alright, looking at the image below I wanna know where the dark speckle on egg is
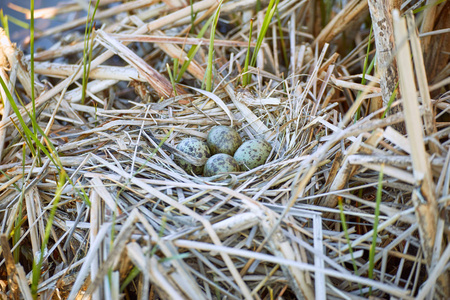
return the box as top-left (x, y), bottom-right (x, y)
top-left (203, 153), bottom-right (240, 176)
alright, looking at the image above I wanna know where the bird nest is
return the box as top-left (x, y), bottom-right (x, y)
top-left (0, 0), bottom-right (449, 299)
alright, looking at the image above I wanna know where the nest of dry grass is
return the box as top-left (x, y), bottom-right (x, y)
top-left (0, 0), bottom-right (449, 299)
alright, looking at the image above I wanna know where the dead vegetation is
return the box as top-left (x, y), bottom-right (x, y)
top-left (0, 0), bottom-right (449, 299)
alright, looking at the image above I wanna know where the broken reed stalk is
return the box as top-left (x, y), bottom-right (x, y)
top-left (393, 8), bottom-right (437, 264)
top-left (367, 0), bottom-right (401, 120)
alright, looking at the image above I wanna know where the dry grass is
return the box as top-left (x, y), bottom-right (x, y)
top-left (0, 0), bottom-right (449, 299)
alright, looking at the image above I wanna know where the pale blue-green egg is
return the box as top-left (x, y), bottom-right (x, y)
top-left (234, 139), bottom-right (272, 170)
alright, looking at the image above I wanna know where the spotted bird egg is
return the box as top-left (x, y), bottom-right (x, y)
top-left (203, 153), bottom-right (240, 176)
top-left (207, 126), bottom-right (242, 155)
top-left (233, 139), bottom-right (272, 170)
top-left (175, 138), bottom-right (211, 175)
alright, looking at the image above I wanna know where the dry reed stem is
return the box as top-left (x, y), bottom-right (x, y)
top-left (393, 9), bottom-right (437, 262)
top-left (314, 0), bottom-right (368, 48)
top-left (405, 11), bottom-right (440, 155)
top-left (419, 0), bottom-right (450, 81)
top-left (96, 30), bottom-right (185, 98)
top-left (368, 0), bottom-right (401, 128)
top-left (113, 33), bottom-right (257, 47)
top-left (0, 28), bottom-right (16, 160)
top-left (34, 62), bottom-right (145, 82)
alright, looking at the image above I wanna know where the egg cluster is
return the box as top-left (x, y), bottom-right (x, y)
top-left (175, 126), bottom-right (272, 176)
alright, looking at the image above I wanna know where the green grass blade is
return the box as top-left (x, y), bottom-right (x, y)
top-left (205, 0), bottom-right (223, 92)
top-left (366, 53), bottom-right (376, 76)
top-left (0, 77), bottom-right (57, 169)
top-left (166, 63), bottom-right (178, 96)
top-left (176, 14), bottom-right (214, 82)
top-left (276, 8), bottom-right (289, 68)
top-left (10, 118), bottom-right (36, 158)
top-left (242, 18), bottom-right (253, 86)
top-left (368, 164), bottom-right (384, 294)
top-left (338, 197), bottom-right (359, 275)
top-left (242, 0), bottom-right (279, 86)
top-left (320, 0), bottom-right (335, 27)
top-left (30, 0), bottom-right (36, 138)
top-left (0, 78), bottom-right (73, 300)
top-left (338, 197), bottom-right (362, 293)
top-left (5, 14), bottom-right (29, 29)
top-left (31, 170), bottom-right (67, 298)
top-left (249, 0), bottom-right (280, 68)
top-left (413, 0), bottom-right (446, 13)
top-left (381, 81), bottom-right (399, 119)
top-left (360, 26), bottom-right (373, 87)
top-left (120, 266), bottom-right (141, 291)
top-left (355, 26), bottom-right (373, 121)
top-left (81, 0), bottom-right (101, 105)
top-left (173, 58), bottom-right (179, 80)
top-left (13, 145), bottom-right (27, 263)
top-left (176, 37), bottom-right (203, 82)
top-left (0, 10), bottom-right (10, 37)
top-left (189, 0), bottom-right (198, 34)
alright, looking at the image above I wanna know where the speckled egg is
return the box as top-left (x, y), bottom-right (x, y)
top-left (233, 139), bottom-right (272, 170)
top-left (175, 138), bottom-right (211, 175)
top-left (203, 153), bottom-right (240, 176)
top-left (207, 126), bottom-right (242, 156)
